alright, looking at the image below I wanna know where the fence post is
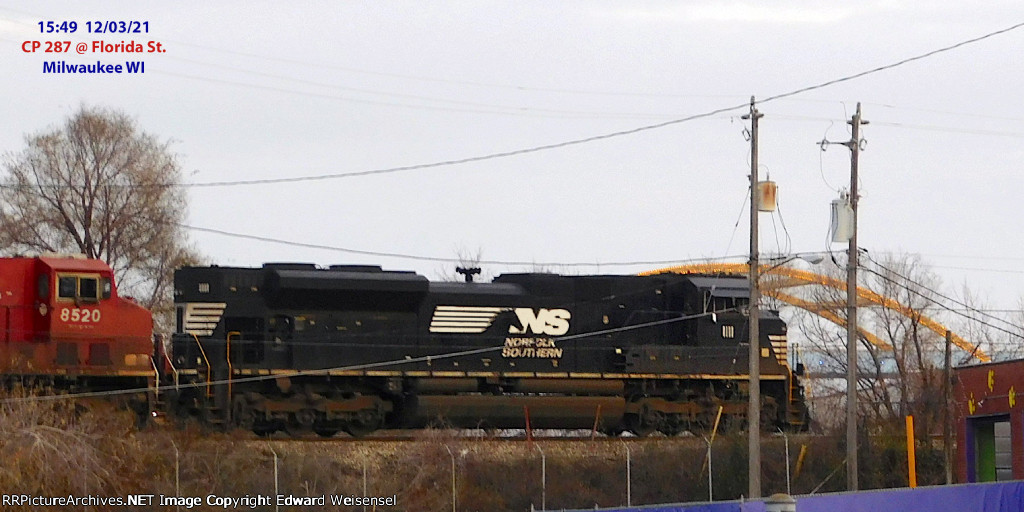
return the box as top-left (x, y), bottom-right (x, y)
top-left (906, 415), bottom-right (918, 488)
top-left (271, 446), bottom-right (280, 512)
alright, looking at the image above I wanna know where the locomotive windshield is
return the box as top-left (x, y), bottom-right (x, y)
top-left (56, 274), bottom-right (106, 302)
top-left (58, 276), bottom-right (76, 298)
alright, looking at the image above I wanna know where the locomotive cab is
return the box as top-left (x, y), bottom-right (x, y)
top-left (0, 255), bottom-right (154, 378)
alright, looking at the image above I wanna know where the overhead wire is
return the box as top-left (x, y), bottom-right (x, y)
top-left (150, 68), bottom-right (685, 121)
top-left (0, 193), bottom-right (748, 271)
top-left (857, 259), bottom-right (1024, 343)
top-left (0, 307), bottom-right (733, 404)
top-left (182, 222), bottom-right (745, 268)
top-left (861, 250), bottom-right (1021, 331)
top-left (162, 40), bottom-right (739, 100)
top-left (0, 11), bottom-right (731, 122)
top-left (700, 180), bottom-right (751, 314)
top-left (2, 19), bottom-right (1022, 190)
top-left (1, 102), bottom-right (745, 189)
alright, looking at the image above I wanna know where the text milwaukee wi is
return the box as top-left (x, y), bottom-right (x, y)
top-left (43, 61), bottom-right (144, 74)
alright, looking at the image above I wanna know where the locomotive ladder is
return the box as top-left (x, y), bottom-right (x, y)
top-left (190, 334), bottom-right (213, 399)
top-left (786, 368), bottom-right (805, 427)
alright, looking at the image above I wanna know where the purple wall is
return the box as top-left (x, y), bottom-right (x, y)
top-left (586, 481), bottom-right (1024, 512)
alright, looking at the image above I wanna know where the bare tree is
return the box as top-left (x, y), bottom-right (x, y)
top-left (0, 106), bottom-right (198, 329)
top-left (436, 246), bottom-right (493, 283)
top-left (784, 253), bottom-right (949, 432)
top-left (951, 286), bottom-right (1024, 363)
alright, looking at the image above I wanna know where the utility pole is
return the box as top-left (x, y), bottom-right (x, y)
top-left (742, 96), bottom-right (764, 499)
top-left (944, 330), bottom-right (953, 484)
top-left (843, 102), bottom-right (866, 491)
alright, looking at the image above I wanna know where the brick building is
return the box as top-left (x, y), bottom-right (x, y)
top-left (955, 358), bottom-right (1024, 482)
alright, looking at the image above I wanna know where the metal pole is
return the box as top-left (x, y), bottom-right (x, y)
top-left (535, 444), bottom-right (546, 511)
top-left (622, 441), bottom-right (632, 507)
top-left (845, 102), bottom-right (865, 491)
top-left (271, 447), bottom-right (279, 512)
top-left (173, 441), bottom-right (180, 512)
top-left (741, 95), bottom-right (764, 499)
top-left (781, 429), bottom-right (791, 495)
top-left (704, 437), bottom-right (713, 502)
top-left (445, 445), bottom-right (456, 512)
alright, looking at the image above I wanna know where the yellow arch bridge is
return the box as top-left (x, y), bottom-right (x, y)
top-left (641, 263), bottom-right (990, 363)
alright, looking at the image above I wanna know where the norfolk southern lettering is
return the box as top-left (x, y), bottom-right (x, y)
top-left (44, 61), bottom-right (144, 74)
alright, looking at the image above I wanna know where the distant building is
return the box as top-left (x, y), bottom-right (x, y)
top-left (955, 359), bottom-right (1024, 482)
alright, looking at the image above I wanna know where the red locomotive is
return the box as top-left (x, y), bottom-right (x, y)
top-left (0, 255), bottom-right (154, 415)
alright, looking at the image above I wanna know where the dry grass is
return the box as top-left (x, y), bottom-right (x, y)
top-left (0, 398), bottom-right (948, 512)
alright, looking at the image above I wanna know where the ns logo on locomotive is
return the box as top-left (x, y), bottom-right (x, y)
top-left (0, 256), bottom-right (809, 437)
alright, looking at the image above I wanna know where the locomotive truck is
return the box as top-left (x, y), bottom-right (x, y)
top-left (166, 263), bottom-right (809, 437)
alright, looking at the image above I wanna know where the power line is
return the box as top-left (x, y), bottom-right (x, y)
top-left (182, 222), bottom-right (744, 268)
top-left (151, 68), bottom-right (682, 121)
top-left (857, 262), bottom-right (1024, 342)
top-left (861, 251), bottom-right (1021, 329)
top-left (0, 308), bottom-right (728, 404)
top-left (159, 40), bottom-right (739, 101)
top-left (757, 20), bottom-right (1024, 104)
top-left (928, 265), bottom-right (1024, 275)
top-left (0, 189), bottom-right (748, 269)
top-left (0, 104), bottom-right (739, 191)
top-left (0, 13), bottom-right (705, 116)
top-left (128, 13), bottom-right (1024, 189)
top-left (3, 20), bottom-right (1022, 191)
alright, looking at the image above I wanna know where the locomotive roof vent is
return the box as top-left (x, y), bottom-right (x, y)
top-left (328, 265), bottom-right (383, 273)
top-left (262, 263), bottom-right (318, 270)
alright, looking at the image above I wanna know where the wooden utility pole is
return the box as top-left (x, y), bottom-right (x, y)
top-left (945, 329), bottom-right (954, 484)
top-left (844, 102), bottom-right (866, 491)
top-left (742, 96), bottom-right (764, 499)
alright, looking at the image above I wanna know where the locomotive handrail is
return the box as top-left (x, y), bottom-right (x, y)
top-left (190, 333), bottom-right (212, 398)
top-left (151, 358), bottom-right (160, 398)
top-left (164, 348), bottom-right (180, 389)
top-left (785, 365), bottom-right (799, 424)
top-left (226, 331), bottom-right (240, 411)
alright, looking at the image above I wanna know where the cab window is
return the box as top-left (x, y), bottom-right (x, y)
top-left (56, 274), bottom-right (103, 302)
top-left (79, 277), bottom-right (98, 299)
top-left (58, 276), bottom-right (77, 299)
top-left (37, 275), bottom-right (50, 299)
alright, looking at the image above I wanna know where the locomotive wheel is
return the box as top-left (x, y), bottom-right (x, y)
top-left (344, 409), bottom-right (382, 438)
top-left (599, 425), bottom-right (626, 437)
top-left (344, 423), bottom-right (375, 438)
top-left (253, 425), bottom-right (277, 437)
top-left (624, 411), bottom-right (661, 437)
top-left (314, 427), bottom-right (339, 438)
top-left (284, 422), bottom-right (311, 437)
top-left (295, 408), bottom-right (317, 428)
top-left (625, 402), bottom-right (665, 437)
top-left (661, 414), bottom-right (688, 436)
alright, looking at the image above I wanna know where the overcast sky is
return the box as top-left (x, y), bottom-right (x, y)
top-left (2, 1), bottom-right (1023, 321)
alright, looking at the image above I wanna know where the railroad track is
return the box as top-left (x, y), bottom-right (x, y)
top-left (246, 430), bottom-right (710, 443)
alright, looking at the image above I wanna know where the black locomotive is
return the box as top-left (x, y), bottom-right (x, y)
top-left (165, 263), bottom-right (808, 437)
